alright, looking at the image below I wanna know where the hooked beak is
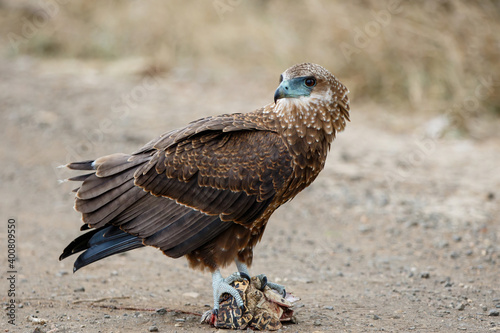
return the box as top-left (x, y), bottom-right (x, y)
top-left (274, 81), bottom-right (289, 104)
top-left (273, 77), bottom-right (312, 104)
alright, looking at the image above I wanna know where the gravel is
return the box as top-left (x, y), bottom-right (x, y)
top-left (488, 309), bottom-right (499, 316)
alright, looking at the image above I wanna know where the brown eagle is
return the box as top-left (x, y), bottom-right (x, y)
top-left (60, 63), bottom-right (350, 317)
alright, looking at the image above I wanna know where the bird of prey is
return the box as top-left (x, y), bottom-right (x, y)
top-left (60, 63), bottom-right (350, 319)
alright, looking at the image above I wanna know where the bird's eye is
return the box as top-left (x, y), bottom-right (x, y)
top-left (304, 77), bottom-right (316, 87)
top-left (279, 74), bottom-right (283, 83)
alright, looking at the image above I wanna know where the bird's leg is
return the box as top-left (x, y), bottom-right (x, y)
top-left (234, 259), bottom-right (287, 297)
top-left (201, 268), bottom-right (248, 324)
top-left (223, 259), bottom-right (250, 283)
top-left (235, 259), bottom-right (250, 276)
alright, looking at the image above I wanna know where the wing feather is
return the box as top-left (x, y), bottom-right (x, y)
top-left (65, 112), bottom-right (293, 267)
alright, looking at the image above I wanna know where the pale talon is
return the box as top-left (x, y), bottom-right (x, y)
top-left (224, 271), bottom-right (250, 285)
top-left (236, 260), bottom-right (287, 296)
top-left (254, 273), bottom-right (268, 290)
top-left (200, 309), bottom-right (214, 324)
top-left (209, 269), bottom-right (245, 318)
top-left (240, 272), bottom-right (251, 281)
top-left (266, 281), bottom-right (286, 297)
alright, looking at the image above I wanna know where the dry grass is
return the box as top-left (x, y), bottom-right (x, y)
top-left (1, 0), bottom-right (499, 123)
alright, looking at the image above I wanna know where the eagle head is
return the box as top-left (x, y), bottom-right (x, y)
top-left (273, 63), bottom-right (350, 138)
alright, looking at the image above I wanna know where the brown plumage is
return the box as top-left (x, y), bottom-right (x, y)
top-left (60, 63), bottom-right (349, 282)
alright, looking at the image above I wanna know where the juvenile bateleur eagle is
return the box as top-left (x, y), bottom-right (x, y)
top-left (60, 63), bottom-right (350, 320)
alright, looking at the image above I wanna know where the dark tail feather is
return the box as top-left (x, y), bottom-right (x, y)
top-left (68, 173), bottom-right (95, 182)
top-left (67, 160), bottom-right (95, 170)
top-left (59, 225), bottom-right (144, 272)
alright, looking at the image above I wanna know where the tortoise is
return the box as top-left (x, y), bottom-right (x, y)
top-left (202, 275), bottom-right (298, 330)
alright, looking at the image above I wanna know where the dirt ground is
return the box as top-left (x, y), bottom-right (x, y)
top-left (1, 58), bottom-right (499, 333)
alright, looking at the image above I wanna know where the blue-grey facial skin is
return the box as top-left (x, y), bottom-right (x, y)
top-left (274, 77), bottom-right (316, 103)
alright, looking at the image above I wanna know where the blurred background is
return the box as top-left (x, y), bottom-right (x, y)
top-left (1, 0), bottom-right (499, 130)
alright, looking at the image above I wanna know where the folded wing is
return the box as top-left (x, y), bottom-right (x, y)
top-left (62, 114), bottom-right (294, 270)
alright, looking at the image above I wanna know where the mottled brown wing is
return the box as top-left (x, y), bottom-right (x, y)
top-left (71, 115), bottom-right (293, 261)
top-left (128, 125), bottom-right (293, 257)
top-left (134, 128), bottom-right (293, 224)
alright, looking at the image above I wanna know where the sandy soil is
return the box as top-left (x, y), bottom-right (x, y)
top-left (1, 59), bottom-right (499, 333)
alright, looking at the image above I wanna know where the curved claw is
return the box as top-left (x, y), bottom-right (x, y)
top-left (201, 308), bottom-right (218, 325)
top-left (240, 272), bottom-right (251, 281)
top-left (254, 273), bottom-right (268, 291)
top-left (253, 274), bottom-right (285, 296)
top-left (260, 275), bottom-right (268, 289)
top-left (265, 281), bottom-right (286, 297)
top-left (224, 271), bottom-right (250, 285)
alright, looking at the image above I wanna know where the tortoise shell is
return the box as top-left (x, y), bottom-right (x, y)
top-left (213, 275), bottom-right (297, 331)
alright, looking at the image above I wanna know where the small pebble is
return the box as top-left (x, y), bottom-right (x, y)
top-left (420, 272), bottom-right (430, 279)
top-left (74, 287), bottom-right (85, 292)
top-left (488, 309), bottom-right (499, 316)
top-left (182, 292), bottom-right (199, 298)
top-left (313, 319), bottom-right (321, 326)
top-left (323, 306), bottom-right (334, 310)
top-left (372, 314), bottom-right (381, 320)
top-left (155, 308), bottom-right (167, 315)
top-left (148, 325), bottom-right (159, 332)
top-left (104, 314), bottom-right (110, 319)
top-left (358, 225), bottom-right (373, 233)
top-left (57, 270), bottom-right (69, 277)
top-left (456, 303), bottom-right (466, 311)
